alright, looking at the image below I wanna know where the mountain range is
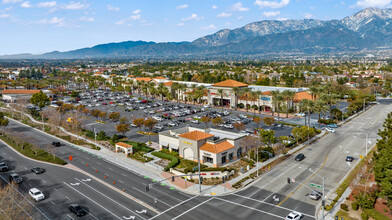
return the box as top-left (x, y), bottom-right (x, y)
top-left (3, 7), bottom-right (392, 59)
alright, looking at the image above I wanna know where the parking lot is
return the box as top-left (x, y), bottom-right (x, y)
top-left (61, 90), bottom-right (294, 144)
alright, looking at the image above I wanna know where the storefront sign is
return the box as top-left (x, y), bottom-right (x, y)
top-left (203, 152), bottom-right (211, 156)
top-left (183, 141), bottom-right (192, 145)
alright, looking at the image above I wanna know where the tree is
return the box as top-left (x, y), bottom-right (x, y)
top-left (119, 116), bottom-right (129, 125)
top-left (30, 91), bottom-right (50, 110)
top-left (212, 117), bottom-right (223, 128)
top-left (217, 89), bottom-right (225, 112)
top-left (253, 116), bottom-right (262, 129)
top-left (108, 112), bottom-right (121, 125)
top-left (98, 111), bottom-right (107, 121)
top-left (234, 121), bottom-right (245, 132)
top-left (263, 117), bottom-right (275, 128)
top-left (259, 129), bottom-right (277, 147)
top-left (0, 112), bottom-right (9, 127)
top-left (282, 90), bottom-right (296, 118)
top-left (143, 117), bottom-right (157, 131)
top-left (201, 116), bottom-right (210, 128)
top-left (82, 108), bottom-right (90, 116)
top-left (0, 181), bottom-right (33, 220)
top-left (75, 104), bottom-right (85, 113)
top-left (240, 135), bottom-right (260, 159)
top-left (270, 90), bottom-right (280, 116)
top-left (133, 118), bottom-right (145, 131)
top-left (90, 109), bottom-right (101, 120)
top-left (116, 124), bottom-right (130, 137)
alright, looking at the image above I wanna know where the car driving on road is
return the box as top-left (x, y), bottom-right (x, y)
top-left (325, 127), bottom-right (335, 133)
top-left (295, 153), bottom-right (305, 161)
top-left (69, 204), bottom-right (87, 217)
top-left (29, 188), bottom-right (45, 202)
top-left (286, 211), bottom-right (303, 220)
top-left (310, 190), bottom-right (322, 200)
top-left (31, 167), bottom-right (45, 174)
top-left (9, 173), bottom-right (23, 184)
top-left (0, 162), bottom-right (9, 172)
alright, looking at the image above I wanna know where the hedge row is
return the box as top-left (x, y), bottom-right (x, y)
top-left (151, 151), bottom-right (179, 171)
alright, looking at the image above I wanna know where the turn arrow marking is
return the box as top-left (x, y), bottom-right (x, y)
top-left (135, 210), bottom-right (147, 214)
top-left (70, 183), bottom-right (80, 186)
top-left (123, 216), bottom-right (135, 220)
top-left (82, 179), bottom-right (91, 182)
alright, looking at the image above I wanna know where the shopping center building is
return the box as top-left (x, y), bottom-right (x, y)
top-left (158, 126), bottom-right (247, 167)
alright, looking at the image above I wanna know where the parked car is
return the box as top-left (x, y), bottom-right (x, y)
top-left (29, 188), bottom-right (45, 202)
top-left (295, 153), bottom-right (305, 161)
top-left (203, 104), bottom-right (210, 108)
top-left (191, 119), bottom-right (200, 124)
top-left (327, 124), bottom-right (338, 128)
top-left (154, 124), bottom-right (164, 131)
top-left (0, 162), bottom-right (9, 172)
top-left (69, 204), bottom-right (87, 217)
top-left (346, 156), bottom-right (354, 162)
top-left (9, 173), bottom-right (23, 184)
top-left (223, 124), bottom-right (234, 129)
top-left (286, 211), bottom-right (303, 220)
top-left (294, 113), bottom-right (305, 117)
top-left (31, 167), bottom-right (44, 174)
top-left (310, 190), bottom-right (322, 200)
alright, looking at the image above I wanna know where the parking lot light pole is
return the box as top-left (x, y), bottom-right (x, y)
top-left (309, 168), bottom-right (325, 220)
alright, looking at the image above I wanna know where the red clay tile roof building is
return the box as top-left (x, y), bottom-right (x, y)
top-left (200, 141), bottom-right (234, 154)
top-left (212, 79), bottom-right (248, 88)
top-left (178, 130), bottom-right (214, 141)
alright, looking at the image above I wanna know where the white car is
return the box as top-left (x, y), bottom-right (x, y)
top-left (295, 113), bottom-right (305, 117)
top-left (203, 105), bottom-right (210, 108)
top-left (325, 127), bottom-right (335, 133)
top-left (223, 124), bottom-right (234, 129)
top-left (29, 188), bottom-right (45, 202)
top-left (285, 211), bottom-right (303, 220)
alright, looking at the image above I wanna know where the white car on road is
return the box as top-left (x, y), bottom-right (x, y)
top-left (325, 127), bottom-right (336, 133)
top-left (29, 188), bottom-right (45, 202)
top-left (285, 211), bottom-right (303, 220)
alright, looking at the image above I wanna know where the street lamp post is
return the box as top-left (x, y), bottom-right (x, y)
top-left (309, 168), bottom-right (325, 220)
top-left (184, 155), bottom-right (202, 193)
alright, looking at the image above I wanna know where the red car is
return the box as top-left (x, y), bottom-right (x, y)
top-left (102, 103), bottom-right (107, 105)
top-left (142, 100), bottom-right (147, 103)
top-left (109, 102), bottom-right (114, 104)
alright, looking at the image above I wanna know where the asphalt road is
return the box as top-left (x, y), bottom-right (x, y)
top-left (0, 141), bottom-right (153, 220)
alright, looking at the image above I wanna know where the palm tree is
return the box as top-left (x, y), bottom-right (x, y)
top-left (282, 90), bottom-right (296, 118)
top-left (243, 88), bottom-right (250, 112)
top-left (180, 84), bottom-right (187, 103)
top-left (319, 93), bottom-right (338, 116)
top-left (250, 91), bottom-right (258, 116)
top-left (275, 94), bottom-right (284, 121)
top-left (232, 87), bottom-right (240, 110)
top-left (301, 99), bottom-right (314, 127)
top-left (171, 82), bottom-right (180, 104)
top-left (157, 83), bottom-right (165, 102)
top-left (270, 90), bottom-right (280, 116)
top-left (313, 100), bottom-right (329, 121)
top-left (256, 91), bottom-right (262, 114)
top-left (309, 86), bottom-right (319, 101)
top-left (217, 89), bottom-right (225, 112)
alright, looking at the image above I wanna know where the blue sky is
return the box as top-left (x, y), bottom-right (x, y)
top-left (0, 0), bottom-right (391, 55)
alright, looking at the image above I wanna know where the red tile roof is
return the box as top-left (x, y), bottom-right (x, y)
top-left (1, 89), bottom-right (40, 94)
top-left (116, 142), bottom-right (133, 148)
top-left (294, 91), bottom-right (313, 103)
top-left (154, 76), bottom-right (166, 79)
top-left (163, 81), bottom-right (174, 86)
top-left (178, 130), bottom-right (214, 141)
top-left (135, 77), bottom-right (152, 82)
top-left (200, 141), bottom-right (234, 154)
top-left (212, 79), bottom-right (248, 88)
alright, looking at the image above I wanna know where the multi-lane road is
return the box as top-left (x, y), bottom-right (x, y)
top-left (1, 99), bottom-right (391, 219)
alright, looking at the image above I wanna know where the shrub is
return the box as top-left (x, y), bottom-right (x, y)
top-left (361, 212), bottom-right (368, 220)
top-left (151, 151), bottom-right (179, 171)
top-left (351, 202), bottom-right (358, 211)
top-left (340, 204), bottom-right (348, 211)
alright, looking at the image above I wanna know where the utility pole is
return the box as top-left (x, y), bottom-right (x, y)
top-left (309, 168), bottom-right (325, 220)
top-left (256, 146), bottom-right (259, 177)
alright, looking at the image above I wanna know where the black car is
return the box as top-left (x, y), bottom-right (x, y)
top-left (346, 156), bottom-right (354, 162)
top-left (9, 173), bottom-right (23, 184)
top-left (52, 141), bottom-right (61, 147)
top-left (0, 162), bottom-right (9, 172)
top-left (295, 153), bottom-right (305, 161)
top-left (69, 204), bottom-right (87, 217)
top-left (31, 167), bottom-right (44, 174)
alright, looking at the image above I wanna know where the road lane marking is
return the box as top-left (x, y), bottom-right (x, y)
top-left (66, 214), bottom-right (74, 220)
top-left (172, 198), bottom-right (214, 220)
top-left (108, 167), bottom-right (114, 171)
top-left (214, 197), bottom-right (285, 219)
top-left (65, 196), bottom-right (71, 200)
top-left (122, 173), bottom-right (127, 177)
top-left (119, 180), bottom-right (124, 184)
top-left (149, 195), bottom-right (199, 220)
top-left (28, 183), bottom-right (32, 187)
top-left (42, 180), bottom-right (47, 184)
top-left (131, 187), bottom-right (171, 207)
top-left (53, 187), bottom-right (58, 191)
top-left (88, 213), bottom-right (99, 220)
top-left (74, 178), bottom-right (146, 220)
top-left (51, 201), bottom-right (56, 205)
top-left (232, 194), bottom-right (315, 218)
top-left (64, 182), bottom-right (123, 220)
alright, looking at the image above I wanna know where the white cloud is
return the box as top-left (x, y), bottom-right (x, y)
top-left (263, 11), bottom-right (280, 17)
top-left (62, 1), bottom-right (88, 10)
top-left (107, 5), bottom-right (119, 11)
top-left (212, 5), bottom-right (218, 9)
top-left (0, 13), bottom-right (10, 18)
top-left (217, 12), bottom-right (232, 18)
top-left (130, 14), bottom-right (141, 20)
top-left (21, 1), bottom-right (32, 8)
top-left (255, 0), bottom-right (290, 9)
top-left (182, 13), bottom-right (203, 21)
top-left (37, 1), bottom-right (56, 8)
top-left (133, 9), bottom-right (141, 14)
top-left (238, 16), bottom-right (243, 20)
top-left (230, 2), bottom-right (249, 11)
top-left (304, 13), bottom-right (313, 18)
top-left (2, 0), bottom-right (22, 4)
top-left (276, 17), bottom-right (288, 21)
top-left (80, 16), bottom-right (94, 22)
top-left (200, 24), bottom-right (216, 30)
top-left (39, 16), bottom-right (65, 26)
top-left (177, 22), bottom-right (184, 26)
top-left (353, 0), bottom-right (392, 8)
top-left (115, 14), bottom-right (141, 26)
top-left (176, 4), bottom-right (188, 10)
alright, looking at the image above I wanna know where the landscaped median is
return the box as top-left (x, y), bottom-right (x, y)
top-left (0, 131), bottom-right (67, 165)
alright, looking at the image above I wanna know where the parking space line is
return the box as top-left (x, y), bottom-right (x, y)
top-left (172, 198), bottom-right (214, 220)
top-left (88, 213), bottom-right (99, 220)
top-left (64, 182), bottom-right (123, 220)
top-left (214, 197), bottom-right (285, 219)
